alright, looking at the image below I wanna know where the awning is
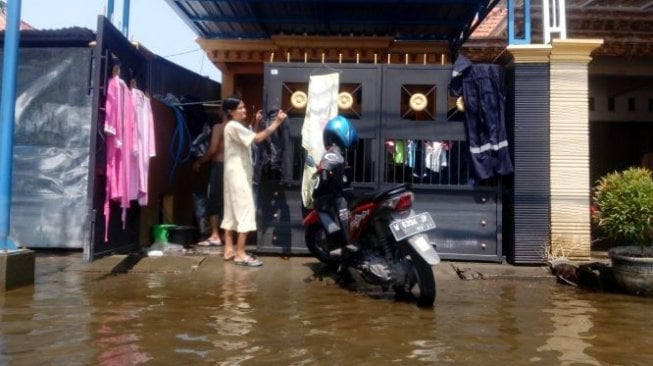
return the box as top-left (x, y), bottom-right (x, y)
top-left (165, 0), bottom-right (500, 52)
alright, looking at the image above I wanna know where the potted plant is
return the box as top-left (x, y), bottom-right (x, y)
top-left (592, 167), bottom-right (653, 296)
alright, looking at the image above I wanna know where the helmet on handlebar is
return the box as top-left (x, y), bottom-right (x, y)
top-left (323, 115), bottom-right (358, 149)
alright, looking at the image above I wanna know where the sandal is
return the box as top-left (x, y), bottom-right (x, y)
top-left (197, 238), bottom-right (223, 247)
top-left (223, 252), bottom-right (236, 261)
top-left (234, 255), bottom-right (263, 267)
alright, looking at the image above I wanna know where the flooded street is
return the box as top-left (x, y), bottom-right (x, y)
top-left (1, 252), bottom-right (652, 365)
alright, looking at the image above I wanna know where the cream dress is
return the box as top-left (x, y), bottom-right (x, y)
top-left (220, 120), bottom-right (256, 232)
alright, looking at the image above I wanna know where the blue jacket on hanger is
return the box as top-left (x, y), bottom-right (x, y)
top-left (450, 54), bottom-right (513, 180)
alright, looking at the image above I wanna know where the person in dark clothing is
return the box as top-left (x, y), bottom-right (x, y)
top-left (193, 110), bottom-right (227, 246)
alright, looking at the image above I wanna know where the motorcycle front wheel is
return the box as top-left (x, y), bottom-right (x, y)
top-left (305, 223), bottom-right (342, 267)
top-left (396, 246), bottom-right (436, 307)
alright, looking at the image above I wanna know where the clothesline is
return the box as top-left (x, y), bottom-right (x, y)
top-left (169, 99), bottom-right (222, 107)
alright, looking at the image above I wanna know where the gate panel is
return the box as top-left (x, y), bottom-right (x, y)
top-left (258, 63), bottom-right (503, 262)
top-left (259, 63), bottom-right (382, 254)
top-left (380, 65), bottom-right (503, 262)
top-left (263, 63), bottom-right (381, 186)
top-left (412, 189), bottom-right (500, 261)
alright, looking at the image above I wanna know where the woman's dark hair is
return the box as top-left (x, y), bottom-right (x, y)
top-left (222, 95), bottom-right (242, 119)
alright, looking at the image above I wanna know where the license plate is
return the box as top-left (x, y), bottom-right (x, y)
top-left (389, 212), bottom-right (436, 241)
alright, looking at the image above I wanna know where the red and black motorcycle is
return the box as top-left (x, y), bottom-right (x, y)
top-left (302, 153), bottom-right (440, 307)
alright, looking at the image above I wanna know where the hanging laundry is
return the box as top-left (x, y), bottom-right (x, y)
top-left (300, 72), bottom-right (340, 208)
top-left (424, 141), bottom-right (448, 173)
top-left (449, 54), bottom-right (513, 180)
top-left (103, 71), bottom-right (137, 241)
top-left (255, 109), bottom-right (293, 184)
top-left (384, 139), bottom-right (396, 155)
top-left (189, 123), bottom-right (212, 160)
top-left (131, 87), bottom-right (156, 206)
top-left (407, 139), bottom-right (416, 169)
top-left (393, 139), bottom-right (406, 164)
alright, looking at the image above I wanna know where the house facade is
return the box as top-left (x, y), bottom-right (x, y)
top-left (165, 0), bottom-right (653, 263)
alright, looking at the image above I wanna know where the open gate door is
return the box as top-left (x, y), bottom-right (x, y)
top-left (85, 17), bottom-right (148, 261)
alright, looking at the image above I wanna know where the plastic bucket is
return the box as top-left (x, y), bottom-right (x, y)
top-left (151, 224), bottom-right (176, 243)
top-left (167, 225), bottom-right (199, 247)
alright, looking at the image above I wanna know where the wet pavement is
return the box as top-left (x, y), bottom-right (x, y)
top-left (1, 249), bottom-right (653, 365)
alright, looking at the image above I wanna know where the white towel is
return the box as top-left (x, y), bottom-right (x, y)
top-left (300, 73), bottom-right (340, 208)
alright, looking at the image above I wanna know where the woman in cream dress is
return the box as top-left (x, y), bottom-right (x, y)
top-left (220, 96), bottom-right (287, 266)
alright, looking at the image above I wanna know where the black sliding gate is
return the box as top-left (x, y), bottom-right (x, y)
top-left (258, 63), bottom-right (503, 262)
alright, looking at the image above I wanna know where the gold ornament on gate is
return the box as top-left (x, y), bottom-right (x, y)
top-left (338, 92), bottom-right (354, 110)
top-left (409, 93), bottom-right (428, 112)
top-left (290, 91), bottom-right (308, 109)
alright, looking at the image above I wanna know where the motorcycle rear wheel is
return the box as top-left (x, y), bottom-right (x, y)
top-left (396, 246), bottom-right (436, 307)
top-left (305, 224), bottom-right (342, 267)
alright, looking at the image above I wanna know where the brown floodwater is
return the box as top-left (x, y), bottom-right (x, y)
top-left (1, 252), bottom-right (652, 365)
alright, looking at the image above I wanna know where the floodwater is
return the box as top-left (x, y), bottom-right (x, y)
top-left (1, 253), bottom-right (652, 366)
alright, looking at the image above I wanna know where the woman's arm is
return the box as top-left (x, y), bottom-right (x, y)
top-left (253, 110), bottom-right (287, 144)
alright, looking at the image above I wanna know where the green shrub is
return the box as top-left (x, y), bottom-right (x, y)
top-left (592, 167), bottom-right (653, 254)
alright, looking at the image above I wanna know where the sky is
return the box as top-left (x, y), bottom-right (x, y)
top-left (20, 0), bottom-right (221, 82)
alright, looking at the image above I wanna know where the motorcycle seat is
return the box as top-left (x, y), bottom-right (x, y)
top-left (349, 184), bottom-right (411, 207)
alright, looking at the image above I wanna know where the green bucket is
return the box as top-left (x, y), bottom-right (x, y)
top-left (151, 224), bottom-right (176, 243)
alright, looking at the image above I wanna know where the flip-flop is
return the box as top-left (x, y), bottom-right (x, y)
top-left (197, 238), bottom-right (223, 247)
top-left (223, 252), bottom-right (236, 261)
top-left (234, 255), bottom-right (263, 267)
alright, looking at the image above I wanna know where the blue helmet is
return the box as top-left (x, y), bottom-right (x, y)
top-left (323, 115), bottom-right (358, 149)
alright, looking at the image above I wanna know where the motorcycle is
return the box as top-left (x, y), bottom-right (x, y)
top-left (303, 152), bottom-right (440, 307)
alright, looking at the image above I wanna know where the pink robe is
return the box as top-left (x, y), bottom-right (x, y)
top-left (131, 88), bottom-right (156, 206)
top-left (103, 75), bottom-right (137, 241)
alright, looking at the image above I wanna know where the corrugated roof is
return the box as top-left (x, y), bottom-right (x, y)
top-left (165, 0), bottom-right (500, 51)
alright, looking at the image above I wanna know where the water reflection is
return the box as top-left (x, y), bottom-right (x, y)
top-left (0, 268), bottom-right (95, 365)
top-left (407, 339), bottom-right (453, 362)
top-left (2, 255), bottom-right (653, 365)
top-left (94, 308), bottom-right (152, 366)
top-left (211, 263), bottom-right (259, 364)
top-left (538, 294), bottom-right (600, 365)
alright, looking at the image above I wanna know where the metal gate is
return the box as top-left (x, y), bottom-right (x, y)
top-left (87, 16), bottom-right (149, 261)
top-left (258, 63), bottom-right (502, 262)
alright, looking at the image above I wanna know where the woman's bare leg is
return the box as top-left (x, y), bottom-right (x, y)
top-left (223, 229), bottom-right (235, 259)
top-left (235, 232), bottom-right (248, 259)
top-left (208, 215), bottom-right (222, 243)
